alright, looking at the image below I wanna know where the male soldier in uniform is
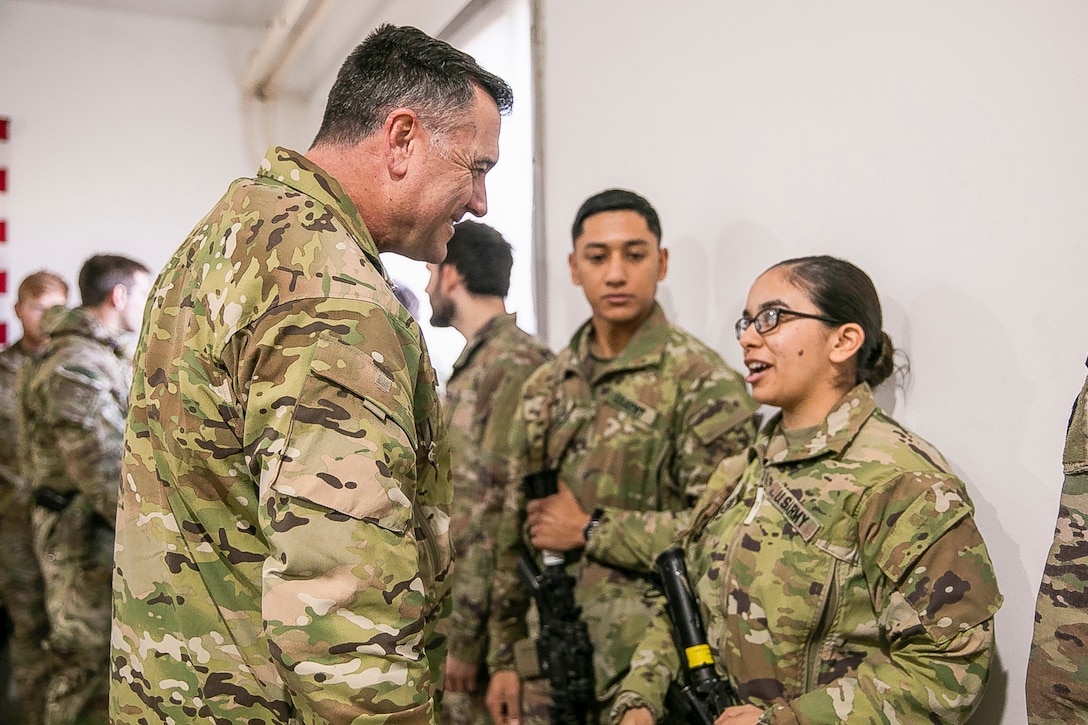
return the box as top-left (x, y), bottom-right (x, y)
top-left (425, 221), bottom-right (553, 725)
top-left (110, 25), bottom-right (511, 724)
top-left (0, 270), bottom-right (68, 725)
top-left (1027, 361), bottom-right (1088, 723)
top-left (19, 255), bottom-right (149, 725)
top-left (485, 189), bottom-right (759, 725)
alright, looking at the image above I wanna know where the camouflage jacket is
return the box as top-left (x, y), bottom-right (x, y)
top-left (488, 304), bottom-right (758, 699)
top-left (1027, 365), bottom-right (1088, 723)
top-left (111, 147), bottom-right (452, 725)
top-left (445, 313), bottom-right (552, 668)
top-left (0, 340), bottom-right (31, 497)
top-left (19, 306), bottom-right (130, 526)
top-left (614, 385), bottom-right (1003, 724)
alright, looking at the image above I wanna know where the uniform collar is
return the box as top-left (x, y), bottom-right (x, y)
top-left (257, 146), bottom-right (389, 282)
top-left (43, 306), bottom-right (128, 358)
top-left (0, 339), bottom-right (32, 370)
top-left (560, 303), bottom-right (670, 381)
top-left (758, 383), bottom-right (878, 465)
top-left (450, 312), bottom-right (518, 376)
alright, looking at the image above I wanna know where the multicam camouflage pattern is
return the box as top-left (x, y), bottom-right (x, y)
top-left (442, 313), bottom-right (552, 725)
top-left (0, 340), bottom-right (52, 725)
top-left (19, 306), bottom-right (133, 724)
top-left (488, 304), bottom-right (758, 721)
top-left (1027, 368), bottom-right (1088, 723)
top-left (613, 385), bottom-right (1003, 724)
top-left (110, 147), bottom-right (452, 724)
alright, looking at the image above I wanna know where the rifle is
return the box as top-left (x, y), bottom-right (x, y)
top-left (655, 546), bottom-right (739, 725)
top-left (517, 470), bottom-right (596, 725)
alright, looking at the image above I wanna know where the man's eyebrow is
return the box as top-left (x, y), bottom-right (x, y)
top-left (579, 241), bottom-right (610, 251)
top-left (579, 239), bottom-right (652, 250)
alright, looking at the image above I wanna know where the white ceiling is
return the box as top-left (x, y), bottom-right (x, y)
top-left (21, 0), bottom-right (283, 28)
top-left (19, 0), bottom-right (479, 100)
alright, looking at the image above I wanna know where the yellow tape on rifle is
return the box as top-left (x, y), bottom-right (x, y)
top-left (685, 644), bottom-right (714, 669)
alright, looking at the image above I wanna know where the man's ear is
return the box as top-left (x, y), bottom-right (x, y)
top-left (110, 283), bottom-right (129, 311)
top-left (568, 251), bottom-right (582, 286)
top-left (657, 246), bottom-right (669, 281)
top-left (442, 264), bottom-right (465, 294)
top-left (828, 322), bottom-right (865, 364)
top-left (384, 107), bottom-right (423, 179)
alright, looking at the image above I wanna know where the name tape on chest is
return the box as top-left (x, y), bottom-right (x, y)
top-left (765, 478), bottom-right (821, 542)
top-left (605, 390), bottom-right (658, 427)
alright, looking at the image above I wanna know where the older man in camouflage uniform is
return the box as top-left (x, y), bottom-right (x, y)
top-left (0, 271), bottom-right (68, 725)
top-left (1027, 362), bottom-right (1088, 723)
top-left (19, 255), bottom-right (149, 725)
top-left (110, 25), bottom-right (511, 725)
top-left (424, 221), bottom-right (552, 725)
top-left (485, 190), bottom-right (759, 725)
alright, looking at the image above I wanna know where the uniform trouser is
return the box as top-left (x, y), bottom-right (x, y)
top-left (516, 677), bottom-right (610, 725)
top-left (0, 487), bottom-right (52, 725)
top-left (32, 505), bottom-right (112, 725)
top-left (442, 688), bottom-right (493, 725)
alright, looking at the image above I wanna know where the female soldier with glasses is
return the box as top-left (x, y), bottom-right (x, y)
top-left (613, 255), bottom-right (1002, 725)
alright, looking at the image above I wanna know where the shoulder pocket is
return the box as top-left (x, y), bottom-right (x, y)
top-left (50, 367), bottom-right (110, 427)
top-left (271, 335), bottom-right (417, 533)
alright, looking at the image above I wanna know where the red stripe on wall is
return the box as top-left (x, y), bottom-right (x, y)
top-left (0, 167), bottom-right (6, 192)
top-left (0, 271), bottom-right (6, 294)
top-left (0, 117), bottom-right (8, 141)
top-left (0, 220), bottom-right (6, 243)
top-left (0, 322), bottom-right (7, 346)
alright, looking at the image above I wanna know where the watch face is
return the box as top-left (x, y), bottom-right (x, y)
top-left (584, 519), bottom-right (600, 542)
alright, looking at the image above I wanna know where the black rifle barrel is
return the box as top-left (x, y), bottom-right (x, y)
top-left (655, 546), bottom-right (739, 724)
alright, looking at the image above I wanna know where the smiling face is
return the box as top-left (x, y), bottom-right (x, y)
top-left (398, 87), bottom-right (501, 263)
top-left (568, 209), bottom-right (667, 341)
top-left (739, 266), bottom-right (860, 429)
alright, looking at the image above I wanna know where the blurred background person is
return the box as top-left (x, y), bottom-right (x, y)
top-left (0, 270), bottom-right (69, 725)
top-left (1027, 360), bottom-right (1088, 724)
top-left (19, 255), bottom-right (149, 725)
top-left (394, 279), bottom-right (422, 320)
top-left (426, 220), bottom-right (553, 725)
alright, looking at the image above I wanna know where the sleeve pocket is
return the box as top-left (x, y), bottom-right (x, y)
top-left (271, 335), bottom-right (417, 534)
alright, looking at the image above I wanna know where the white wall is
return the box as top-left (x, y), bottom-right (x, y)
top-left (537, 2), bottom-right (1088, 722)
top-left (0, 0), bottom-right (259, 325)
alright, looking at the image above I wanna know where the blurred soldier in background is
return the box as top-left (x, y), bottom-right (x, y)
top-left (1027, 361), bottom-right (1088, 723)
top-left (394, 279), bottom-right (422, 320)
top-left (0, 270), bottom-right (68, 725)
top-left (19, 254), bottom-right (149, 725)
top-left (425, 221), bottom-right (553, 724)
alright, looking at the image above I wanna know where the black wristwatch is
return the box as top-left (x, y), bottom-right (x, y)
top-left (583, 507), bottom-right (605, 543)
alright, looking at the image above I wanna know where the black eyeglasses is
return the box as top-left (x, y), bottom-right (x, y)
top-left (734, 308), bottom-right (840, 339)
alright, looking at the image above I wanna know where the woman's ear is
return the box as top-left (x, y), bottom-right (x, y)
top-left (828, 322), bottom-right (865, 364)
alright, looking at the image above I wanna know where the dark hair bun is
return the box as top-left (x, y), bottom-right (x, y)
top-left (864, 331), bottom-right (896, 388)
